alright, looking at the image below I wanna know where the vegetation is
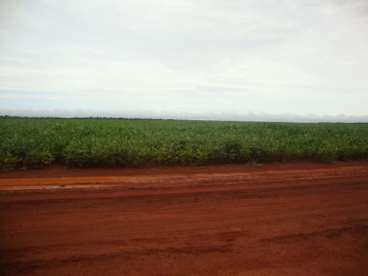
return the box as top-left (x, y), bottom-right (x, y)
top-left (1, 117), bottom-right (368, 169)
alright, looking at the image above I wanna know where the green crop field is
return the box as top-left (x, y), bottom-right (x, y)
top-left (1, 117), bottom-right (368, 169)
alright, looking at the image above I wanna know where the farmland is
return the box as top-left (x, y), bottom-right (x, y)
top-left (1, 117), bottom-right (368, 169)
top-left (1, 117), bottom-right (368, 275)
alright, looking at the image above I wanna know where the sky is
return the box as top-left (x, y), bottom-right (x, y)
top-left (0, 0), bottom-right (368, 121)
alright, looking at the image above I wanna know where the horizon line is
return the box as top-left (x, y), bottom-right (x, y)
top-left (1, 113), bottom-right (368, 123)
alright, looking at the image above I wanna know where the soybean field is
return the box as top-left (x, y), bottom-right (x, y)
top-left (1, 117), bottom-right (368, 169)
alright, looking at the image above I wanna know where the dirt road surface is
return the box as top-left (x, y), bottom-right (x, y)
top-left (1, 162), bottom-right (368, 275)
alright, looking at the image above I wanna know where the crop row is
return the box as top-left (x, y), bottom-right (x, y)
top-left (1, 117), bottom-right (368, 169)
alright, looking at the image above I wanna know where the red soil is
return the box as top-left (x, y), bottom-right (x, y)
top-left (1, 162), bottom-right (368, 275)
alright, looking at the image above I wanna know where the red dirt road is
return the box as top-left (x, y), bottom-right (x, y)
top-left (1, 162), bottom-right (368, 275)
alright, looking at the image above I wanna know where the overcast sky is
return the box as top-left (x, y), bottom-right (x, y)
top-left (0, 0), bottom-right (367, 121)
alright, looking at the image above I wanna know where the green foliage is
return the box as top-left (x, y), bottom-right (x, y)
top-left (1, 117), bottom-right (368, 169)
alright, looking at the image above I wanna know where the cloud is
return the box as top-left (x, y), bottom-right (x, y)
top-left (0, 0), bottom-right (367, 120)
